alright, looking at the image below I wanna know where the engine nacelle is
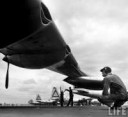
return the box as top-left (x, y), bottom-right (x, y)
top-left (64, 76), bottom-right (103, 90)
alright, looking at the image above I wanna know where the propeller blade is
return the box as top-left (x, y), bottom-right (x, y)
top-left (5, 61), bottom-right (9, 89)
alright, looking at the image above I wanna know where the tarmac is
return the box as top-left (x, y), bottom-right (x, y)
top-left (0, 106), bottom-right (128, 117)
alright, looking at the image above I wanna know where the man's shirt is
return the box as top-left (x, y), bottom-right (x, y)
top-left (102, 73), bottom-right (127, 97)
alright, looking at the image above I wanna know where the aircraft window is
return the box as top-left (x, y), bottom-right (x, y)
top-left (40, 3), bottom-right (52, 24)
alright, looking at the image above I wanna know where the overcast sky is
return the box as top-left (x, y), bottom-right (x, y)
top-left (0, 0), bottom-right (128, 104)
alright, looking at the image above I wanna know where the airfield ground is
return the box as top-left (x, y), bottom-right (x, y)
top-left (0, 106), bottom-right (127, 117)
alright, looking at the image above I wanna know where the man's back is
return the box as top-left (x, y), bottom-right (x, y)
top-left (106, 74), bottom-right (127, 95)
top-left (69, 89), bottom-right (73, 98)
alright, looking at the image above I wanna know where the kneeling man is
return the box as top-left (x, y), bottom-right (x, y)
top-left (98, 66), bottom-right (127, 108)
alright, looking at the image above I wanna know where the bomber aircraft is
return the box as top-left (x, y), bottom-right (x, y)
top-left (0, 0), bottom-right (127, 107)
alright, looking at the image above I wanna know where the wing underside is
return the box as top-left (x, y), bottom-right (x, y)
top-left (47, 53), bottom-right (87, 77)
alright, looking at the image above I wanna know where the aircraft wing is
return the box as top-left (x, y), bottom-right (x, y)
top-left (47, 52), bottom-right (87, 77)
top-left (0, 1), bottom-right (86, 77)
top-left (0, 0), bottom-right (103, 91)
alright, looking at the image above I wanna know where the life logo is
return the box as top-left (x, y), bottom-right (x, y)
top-left (108, 107), bottom-right (127, 116)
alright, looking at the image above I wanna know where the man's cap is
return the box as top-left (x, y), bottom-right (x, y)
top-left (100, 66), bottom-right (112, 73)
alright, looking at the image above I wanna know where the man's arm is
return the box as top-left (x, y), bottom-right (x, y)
top-left (64, 89), bottom-right (69, 92)
top-left (102, 78), bottom-right (110, 95)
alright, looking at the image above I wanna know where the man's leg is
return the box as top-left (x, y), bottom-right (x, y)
top-left (67, 99), bottom-right (71, 106)
top-left (112, 100), bottom-right (126, 108)
top-left (111, 94), bottom-right (127, 109)
top-left (60, 100), bottom-right (63, 107)
top-left (71, 98), bottom-right (73, 107)
top-left (98, 96), bottom-right (114, 107)
top-left (98, 94), bottom-right (127, 107)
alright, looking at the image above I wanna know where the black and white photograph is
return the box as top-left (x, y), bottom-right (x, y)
top-left (0, 0), bottom-right (128, 116)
